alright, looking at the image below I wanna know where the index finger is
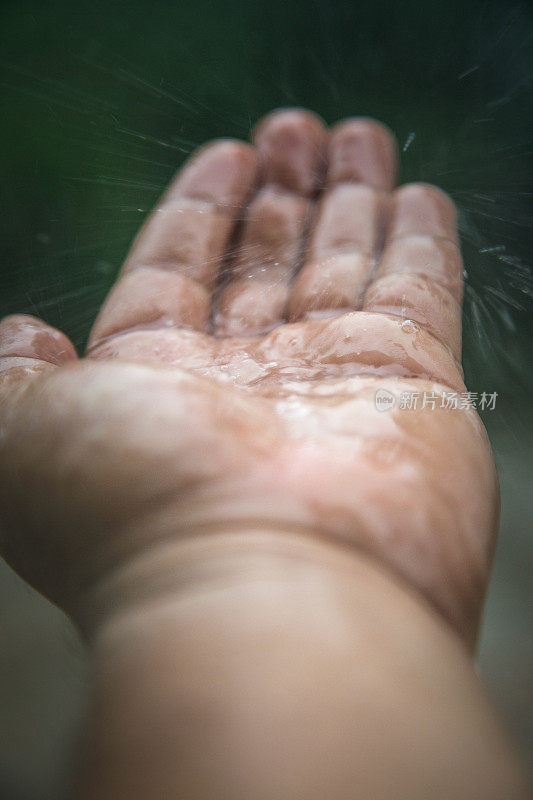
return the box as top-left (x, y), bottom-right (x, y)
top-left (87, 140), bottom-right (258, 350)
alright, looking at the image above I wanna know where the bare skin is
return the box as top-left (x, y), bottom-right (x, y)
top-left (0, 109), bottom-right (528, 799)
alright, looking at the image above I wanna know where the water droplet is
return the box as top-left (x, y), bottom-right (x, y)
top-left (402, 132), bottom-right (416, 152)
top-left (401, 319), bottom-right (417, 333)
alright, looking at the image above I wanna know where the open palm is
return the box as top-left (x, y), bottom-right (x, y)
top-left (0, 110), bottom-right (497, 647)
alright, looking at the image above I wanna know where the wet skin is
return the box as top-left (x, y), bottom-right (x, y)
top-left (1, 109), bottom-right (525, 800)
top-left (0, 110), bottom-right (497, 644)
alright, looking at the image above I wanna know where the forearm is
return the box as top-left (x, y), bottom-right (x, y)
top-left (71, 529), bottom-right (528, 800)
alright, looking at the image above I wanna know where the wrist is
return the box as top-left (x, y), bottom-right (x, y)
top-left (78, 524), bottom-right (376, 638)
top-left (73, 526), bottom-right (528, 800)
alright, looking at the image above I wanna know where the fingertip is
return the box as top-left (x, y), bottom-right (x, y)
top-left (251, 107), bottom-right (327, 141)
top-left (327, 117), bottom-right (399, 191)
top-left (189, 138), bottom-right (257, 175)
top-left (0, 314), bottom-right (78, 365)
top-left (165, 139), bottom-right (258, 207)
top-left (251, 108), bottom-right (328, 196)
top-left (389, 183), bottom-right (459, 243)
top-left (329, 115), bottom-right (397, 139)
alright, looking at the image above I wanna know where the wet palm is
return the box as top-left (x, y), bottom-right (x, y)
top-left (0, 110), bottom-right (497, 648)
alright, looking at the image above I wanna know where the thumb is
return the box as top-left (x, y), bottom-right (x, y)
top-left (0, 313), bottom-right (78, 398)
top-left (0, 312), bottom-right (78, 362)
top-left (0, 314), bottom-right (78, 602)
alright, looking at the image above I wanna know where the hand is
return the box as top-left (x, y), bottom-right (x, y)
top-left (0, 109), bottom-right (497, 647)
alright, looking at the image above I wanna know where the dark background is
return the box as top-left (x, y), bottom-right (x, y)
top-left (1, 1), bottom-right (532, 798)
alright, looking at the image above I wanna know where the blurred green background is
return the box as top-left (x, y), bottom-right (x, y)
top-left (1, 0), bottom-right (532, 797)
